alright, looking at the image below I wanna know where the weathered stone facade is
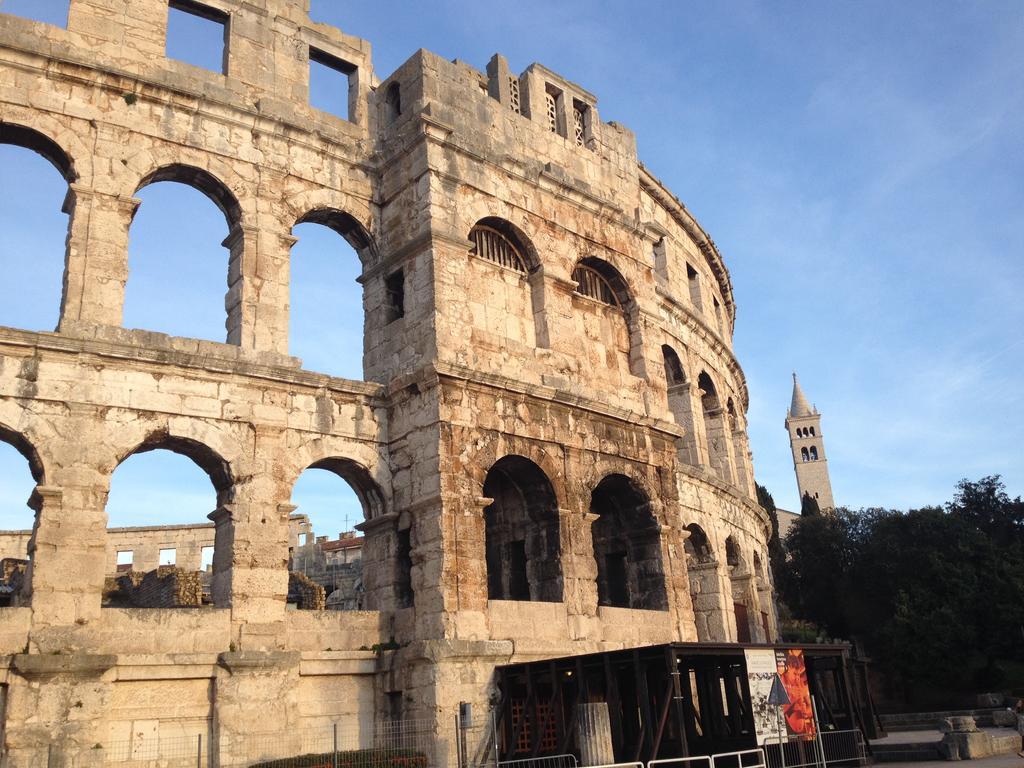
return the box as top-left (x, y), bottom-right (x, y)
top-left (0, 1), bottom-right (775, 765)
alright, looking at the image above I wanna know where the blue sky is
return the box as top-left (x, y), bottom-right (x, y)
top-left (0, 0), bottom-right (1021, 536)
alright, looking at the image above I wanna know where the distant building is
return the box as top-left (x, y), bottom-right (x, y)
top-left (785, 373), bottom-right (835, 510)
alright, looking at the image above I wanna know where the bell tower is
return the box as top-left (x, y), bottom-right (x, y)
top-left (785, 373), bottom-right (835, 510)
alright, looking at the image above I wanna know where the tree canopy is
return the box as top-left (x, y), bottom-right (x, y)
top-left (776, 476), bottom-right (1024, 707)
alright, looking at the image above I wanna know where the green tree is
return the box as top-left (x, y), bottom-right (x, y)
top-left (756, 483), bottom-right (788, 595)
top-left (800, 492), bottom-right (821, 516)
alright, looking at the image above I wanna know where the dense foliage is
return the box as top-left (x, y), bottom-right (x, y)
top-left (776, 477), bottom-right (1024, 704)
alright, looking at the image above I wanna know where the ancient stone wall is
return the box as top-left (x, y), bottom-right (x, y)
top-left (0, 1), bottom-right (775, 765)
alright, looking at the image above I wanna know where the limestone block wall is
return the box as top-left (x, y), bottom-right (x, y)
top-left (0, 0), bottom-right (776, 764)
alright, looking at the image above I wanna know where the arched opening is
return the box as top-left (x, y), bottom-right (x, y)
top-left (571, 257), bottom-right (642, 378)
top-left (104, 434), bottom-right (233, 608)
top-left (0, 123), bottom-right (76, 332)
top-left (801, 447), bottom-right (809, 462)
top-left (126, 166), bottom-right (242, 342)
top-left (809, 446), bottom-right (819, 461)
top-left (289, 458), bottom-right (397, 610)
top-left (465, 218), bottom-right (541, 349)
top-left (725, 536), bottom-right (753, 642)
top-left (0, 426), bottom-right (45, 607)
top-left (483, 456), bottom-right (561, 602)
top-left (291, 209), bottom-right (374, 378)
top-left (384, 82), bottom-right (401, 123)
top-left (663, 344), bottom-right (698, 466)
top-left (727, 398), bottom-right (750, 492)
top-left (590, 474), bottom-right (666, 611)
top-left (810, 427), bottom-right (816, 436)
top-left (698, 372), bottom-right (732, 483)
top-left (683, 523), bottom-right (727, 641)
top-left (753, 551), bottom-right (771, 641)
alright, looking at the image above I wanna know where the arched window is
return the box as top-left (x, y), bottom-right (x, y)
top-left (810, 427), bottom-right (816, 436)
top-left (0, 425), bottom-right (45, 607)
top-left (590, 474), bottom-right (666, 611)
top-left (662, 345), bottom-right (686, 386)
top-left (104, 434), bottom-right (233, 608)
top-left (484, 456), bottom-right (562, 602)
top-left (291, 209), bottom-right (374, 378)
top-left (683, 524), bottom-right (713, 565)
top-left (699, 371), bottom-right (732, 482)
top-left (801, 447), bottom-right (809, 462)
top-left (127, 165), bottom-right (242, 342)
top-left (0, 123), bottom-right (76, 332)
top-left (290, 457), bottom-right (397, 610)
top-left (572, 263), bottom-right (619, 306)
top-left (384, 82), bottom-right (401, 123)
top-left (809, 446), bottom-right (818, 461)
top-left (469, 221), bottom-right (528, 273)
top-left (725, 536), bottom-right (742, 569)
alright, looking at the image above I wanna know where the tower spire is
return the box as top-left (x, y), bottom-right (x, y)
top-left (784, 373), bottom-right (834, 510)
top-left (789, 372), bottom-right (813, 418)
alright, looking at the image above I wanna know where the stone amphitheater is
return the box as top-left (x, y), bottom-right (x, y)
top-left (0, 1), bottom-right (776, 765)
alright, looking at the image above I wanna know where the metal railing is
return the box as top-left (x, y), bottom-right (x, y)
top-left (709, 749), bottom-right (767, 768)
top-left (498, 755), bottom-right (579, 768)
top-left (648, 757), bottom-right (712, 768)
top-left (763, 729), bottom-right (867, 768)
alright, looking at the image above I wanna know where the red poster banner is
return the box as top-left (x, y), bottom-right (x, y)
top-left (775, 649), bottom-right (815, 737)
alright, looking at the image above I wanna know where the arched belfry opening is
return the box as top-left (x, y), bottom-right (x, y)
top-left (0, 123), bottom-right (76, 332)
top-left (0, 424), bottom-right (46, 607)
top-left (483, 456), bottom-right (562, 602)
top-left (126, 164), bottom-right (242, 343)
top-left (103, 433), bottom-right (234, 609)
top-left (290, 209), bottom-right (375, 378)
top-left (590, 474), bottom-right (667, 611)
top-left (289, 457), bottom-right (401, 611)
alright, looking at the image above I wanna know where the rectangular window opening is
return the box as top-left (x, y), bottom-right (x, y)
top-left (572, 99), bottom-right (588, 148)
top-left (544, 84), bottom-right (563, 136)
top-left (200, 545), bottom-right (214, 571)
top-left (166, 0), bottom-right (229, 74)
top-left (116, 550), bottom-right (134, 572)
top-left (310, 47), bottom-right (356, 122)
top-left (158, 548), bottom-right (177, 566)
top-left (686, 262), bottom-right (703, 310)
top-left (385, 269), bottom-right (405, 322)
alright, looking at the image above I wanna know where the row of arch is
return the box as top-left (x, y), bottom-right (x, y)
top-left (795, 426), bottom-right (816, 437)
top-left (1, 417), bottom-right (767, 625)
top-left (801, 446), bottom-right (820, 462)
top-left (661, 344), bottom-right (750, 490)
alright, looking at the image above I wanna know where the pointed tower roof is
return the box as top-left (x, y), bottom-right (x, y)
top-left (789, 372), bottom-right (814, 418)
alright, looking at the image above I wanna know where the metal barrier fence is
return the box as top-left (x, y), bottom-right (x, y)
top-left (648, 757), bottom-right (711, 768)
top-left (497, 755), bottom-right (578, 768)
top-left (709, 749), bottom-right (767, 768)
top-left (763, 729), bottom-right (867, 768)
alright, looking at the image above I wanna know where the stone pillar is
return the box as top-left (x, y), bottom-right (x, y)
top-left (224, 223), bottom-right (258, 348)
top-left (663, 523), bottom-right (698, 641)
top-left (4, 653), bottom-right (116, 768)
top-left (356, 511), bottom-right (399, 611)
top-left (58, 187), bottom-right (138, 333)
top-left (563, 508), bottom-right (599, 628)
top-left (208, 504), bottom-right (236, 609)
top-left (29, 475), bottom-right (106, 627)
top-left (578, 702), bottom-right (615, 767)
top-left (213, 652), bottom-right (302, 767)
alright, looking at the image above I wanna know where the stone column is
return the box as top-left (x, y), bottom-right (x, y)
top-left (355, 511), bottom-right (399, 611)
top-left (58, 186), bottom-right (138, 334)
top-left (224, 223), bottom-right (259, 348)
